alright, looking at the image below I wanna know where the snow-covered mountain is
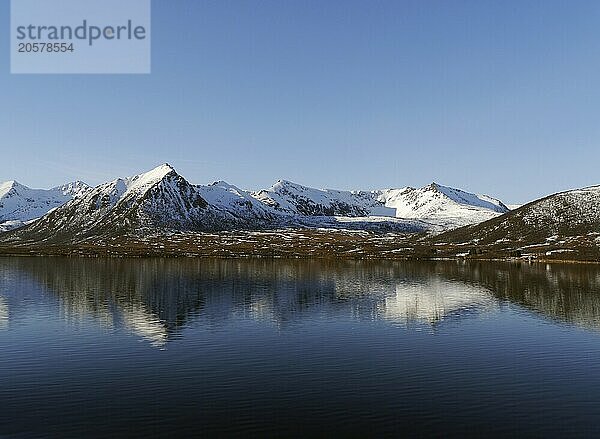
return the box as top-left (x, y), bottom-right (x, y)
top-left (252, 180), bottom-right (394, 217)
top-left (0, 180), bottom-right (91, 232)
top-left (18, 164), bottom-right (206, 240)
top-left (375, 183), bottom-right (510, 228)
top-left (251, 180), bottom-right (508, 229)
top-left (198, 181), bottom-right (278, 220)
top-left (9, 164), bottom-right (287, 241)
top-left (0, 165), bottom-right (511, 240)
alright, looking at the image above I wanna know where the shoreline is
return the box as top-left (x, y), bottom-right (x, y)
top-left (1, 229), bottom-right (598, 264)
top-left (0, 246), bottom-right (598, 265)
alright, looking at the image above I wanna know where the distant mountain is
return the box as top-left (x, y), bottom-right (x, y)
top-left (430, 185), bottom-right (600, 260)
top-left (199, 181), bottom-right (278, 220)
top-left (1, 165), bottom-right (598, 261)
top-left (0, 165), bottom-right (511, 243)
top-left (0, 180), bottom-right (91, 232)
top-left (251, 179), bottom-right (393, 217)
top-left (251, 180), bottom-right (508, 229)
top-left (375, 183), bottom-right (509, 229)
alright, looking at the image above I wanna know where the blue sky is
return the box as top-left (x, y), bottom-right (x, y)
top-left (1, 0), bottom-right (600, 203)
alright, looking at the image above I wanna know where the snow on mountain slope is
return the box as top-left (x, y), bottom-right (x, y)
top-left (21, 164), bottom-right (214, 239)
top-left (434, 185), bottom-right (600, 249)
top-left (251, 180), bottom-right (508, 229)
top-left (0, 179), bottom-right (92, 232)
top-left (376, 183), bottom-right (509, 228)
top-left (0, 180), bottom-right (94, 232)
top-left (1, 165), bottom-right (511, 241)
top-left (8, 164), bottom-right (287, 241)
top-left (0, 180), bottom-right (70, 223)
top-left (252, 179), bottom-right (395, 217)
top-left (0, 220), bottom-right (29, 233)
top-left (517, 186), bottom-right (600, 228)
top-left (52, 181), bottom-right (91, 198)
top-left (198, 181), bottom-right (278, 220)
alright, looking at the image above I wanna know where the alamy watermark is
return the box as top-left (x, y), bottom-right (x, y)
top-left (11, 0), bottom-right (151, 74)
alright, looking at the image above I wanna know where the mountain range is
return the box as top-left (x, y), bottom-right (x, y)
top-left (0, 163), bottom-right (509, 239)
top-left (1, 163), bottom-right (598, 262)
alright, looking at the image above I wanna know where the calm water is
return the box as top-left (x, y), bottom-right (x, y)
top-left (2, 258), bottom-right (600, 438)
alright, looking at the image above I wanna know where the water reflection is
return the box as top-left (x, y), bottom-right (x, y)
top-left (431, 261), bottom-right (600, 331)
top-left (120, 304), bottom-right (169, 347)
top-left (2, 258), bottom-right (600, 345)
top-left (382, 280), bottom-right (494, 324)
top-left (0, 296), bottom-right (8, 329)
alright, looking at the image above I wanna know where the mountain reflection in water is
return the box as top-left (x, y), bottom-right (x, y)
top-left (0, 296), bottom-right (7, 329)
top-left (4, 257), bottom-right (600, 438)
top-left (2, 258), bottom-right (600, 346)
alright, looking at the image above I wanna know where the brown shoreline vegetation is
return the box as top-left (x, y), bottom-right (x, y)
top-left (0, 228), bottom-right (598, 263)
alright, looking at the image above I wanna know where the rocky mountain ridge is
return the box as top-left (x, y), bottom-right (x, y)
top-left (0, 164), bottom-right (510, 239)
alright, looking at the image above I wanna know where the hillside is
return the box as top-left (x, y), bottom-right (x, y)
top-left (428, 186), bottom-right (600, 261)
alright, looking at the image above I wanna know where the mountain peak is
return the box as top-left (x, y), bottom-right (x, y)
top-left (0, 180), bottom-right (26, 197)
top-left (53, 181), bottom-right (91, 198)
top-left (147, 163), bottom-right (176, 177)
top-left (271, 179), bottom-right (302, 191)
top-left (1, 180), bottom-right (23, 188)
top-left (125, 164), bottom-right (178, 194)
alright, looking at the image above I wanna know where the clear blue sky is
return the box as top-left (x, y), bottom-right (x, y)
top-left (2, 0), bottom-right (600, 204)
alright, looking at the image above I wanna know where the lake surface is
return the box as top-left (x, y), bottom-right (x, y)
top-left (2, 257), bottom-right (600, 438)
